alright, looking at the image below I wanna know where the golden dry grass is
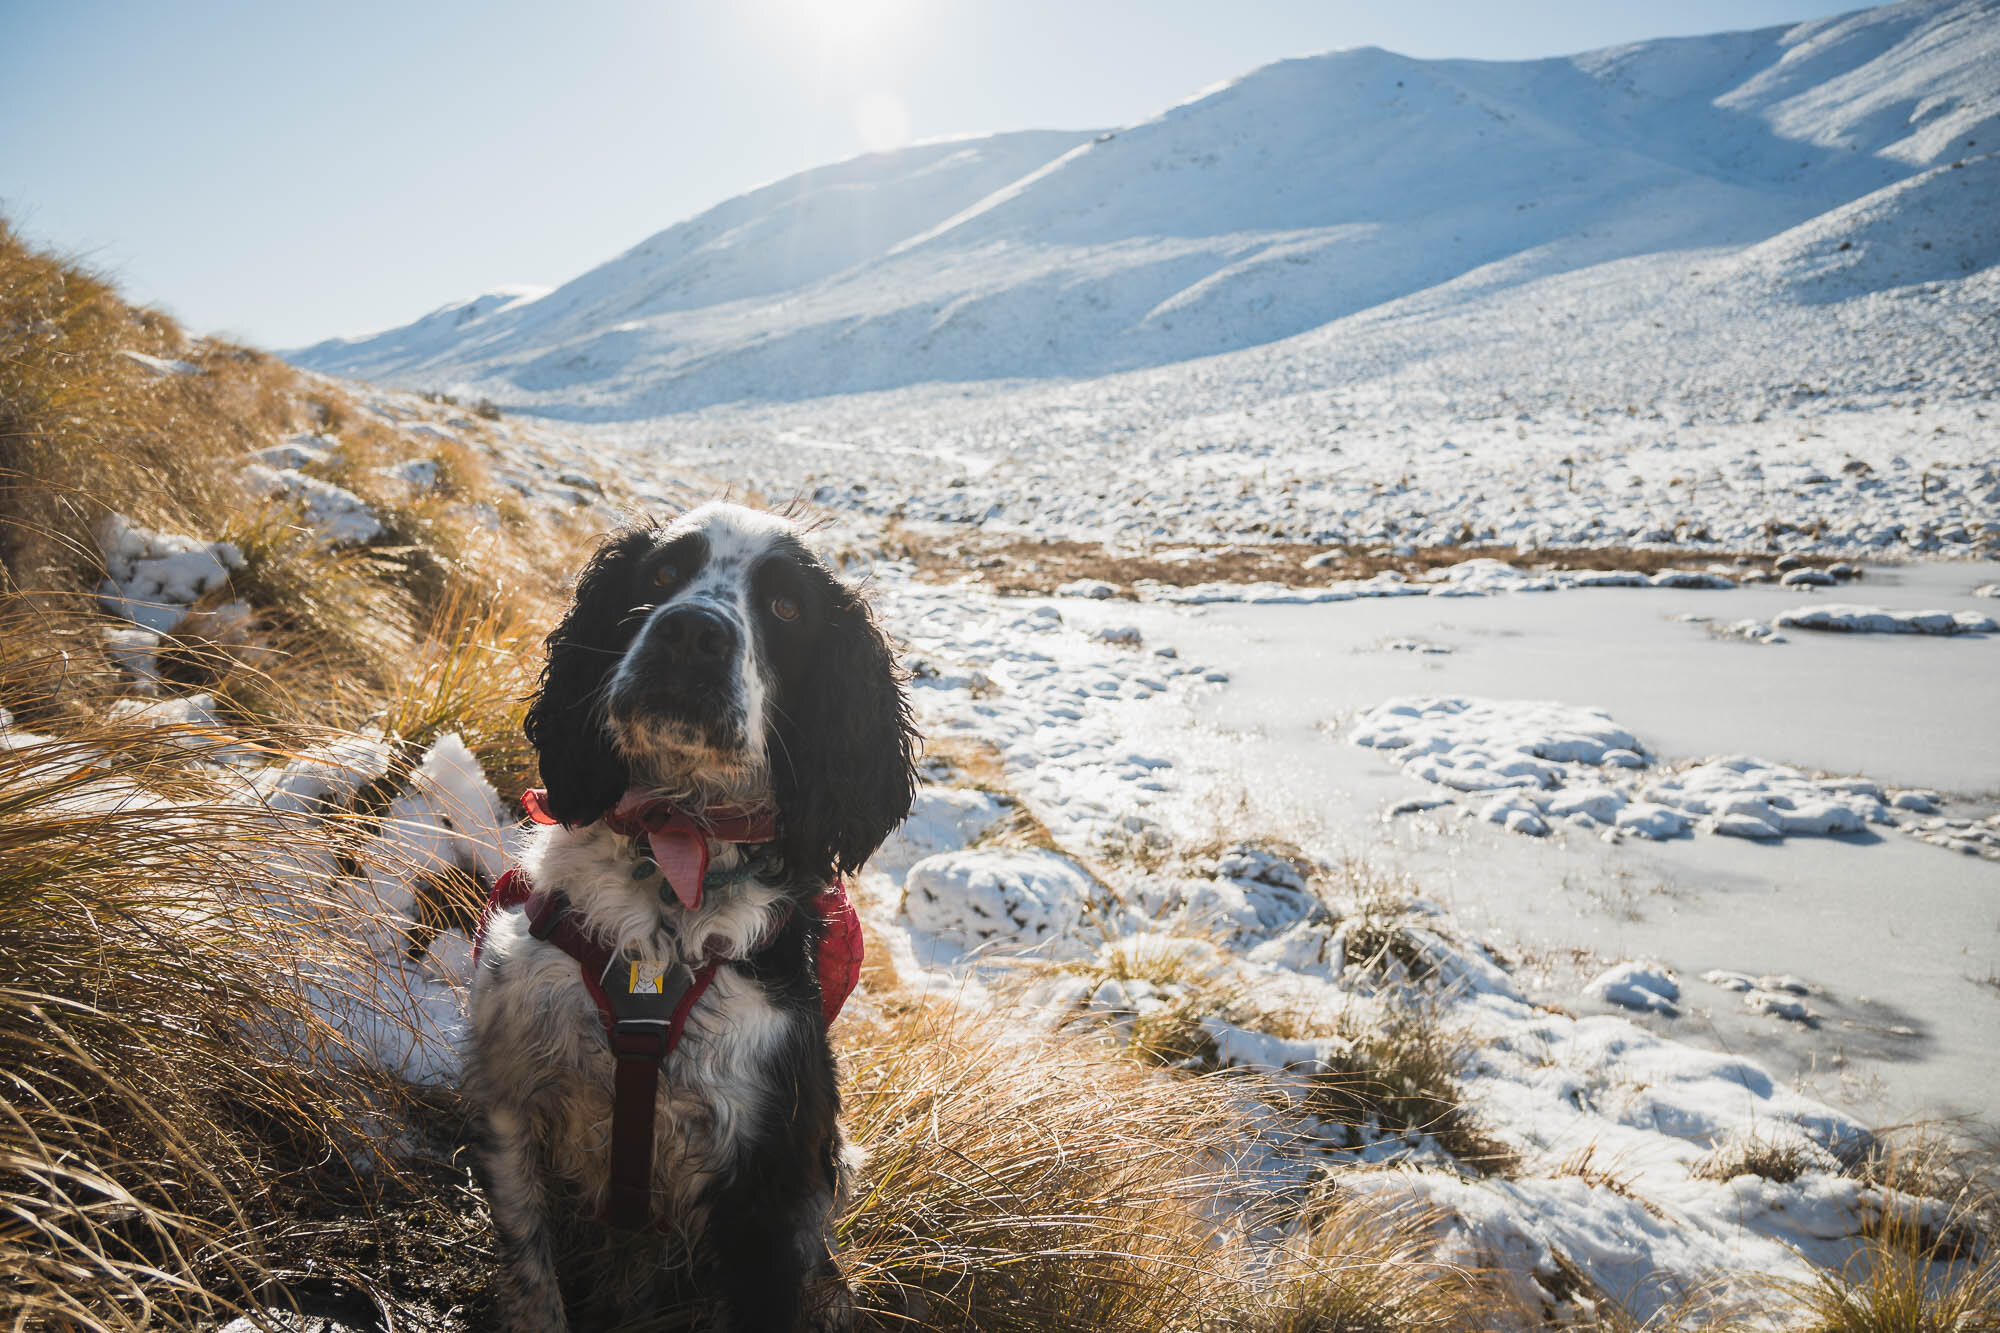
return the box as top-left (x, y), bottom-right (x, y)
top-left (885, 525), bottom-right (1837, 601)
top-left (0, 707), bottom-right (421, 1331)
top-left (1770, 1236), bottom-right (2000, 1333)
top-left (834, 999), bottom-right (1496, 1332)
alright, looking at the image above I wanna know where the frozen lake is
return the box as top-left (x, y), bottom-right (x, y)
top-left (1072, 561), bottom-right (2000, 1128)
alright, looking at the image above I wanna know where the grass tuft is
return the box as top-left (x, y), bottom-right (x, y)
top-left (1310, 1006), bottom-right (1519, 1177)
top-left (1692, 1128), bottom-right (1840, 1186)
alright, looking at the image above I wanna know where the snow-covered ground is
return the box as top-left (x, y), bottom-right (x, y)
top-left (65, 361), bottom-right (2000, 1323)
top-left (845, 566), bottom-right (1996, 1322)
top-left (1046, 561), bottom-right (2000, 1124)
top-left (283, 3), bottom-right (2000, 579)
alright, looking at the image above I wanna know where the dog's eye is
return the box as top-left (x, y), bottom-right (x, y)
top-left (652, 561), bottom-right (680, 589)
top-left (770, 594), bottom-right (800, 622)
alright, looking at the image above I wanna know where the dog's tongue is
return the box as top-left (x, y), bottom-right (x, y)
top-left (647, 826), bottom-right (709, 912)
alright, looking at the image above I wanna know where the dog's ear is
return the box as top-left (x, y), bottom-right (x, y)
top-left (775, 578), bottom-right (918, 882)
top-left (523, 527), bottom-right (656, 825)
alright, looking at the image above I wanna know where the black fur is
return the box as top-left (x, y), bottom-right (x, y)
top-left (523, 527), bottom-right (655, 824)
top-left (701, 897), bottom-right (845, 1331)
top-left (770, 563), bottom-right (920, 884)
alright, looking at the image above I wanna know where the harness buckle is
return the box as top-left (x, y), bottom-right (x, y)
top-left (610, 1022), bottom-right (669, 1061)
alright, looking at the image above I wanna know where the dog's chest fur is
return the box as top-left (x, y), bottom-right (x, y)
top-left (470, 823), bottom-right (798, 1217)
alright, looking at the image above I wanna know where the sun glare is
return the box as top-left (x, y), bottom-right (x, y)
top-left (795, 0), bottom-right (919, 60)
top-left (851, 89), bottom-right (914, 151)
top-left (782, 0), bottom-right (924, 153)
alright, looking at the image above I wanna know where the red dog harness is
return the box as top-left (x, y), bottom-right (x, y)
top-left (475, 789), bottom-right (864, 1229)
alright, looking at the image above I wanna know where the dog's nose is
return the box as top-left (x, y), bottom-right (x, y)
top-left (658, 604), bottom-right (736, 668)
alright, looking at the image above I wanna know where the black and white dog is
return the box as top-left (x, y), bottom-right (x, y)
top-left (466, 502), bottom-right (916, 1332)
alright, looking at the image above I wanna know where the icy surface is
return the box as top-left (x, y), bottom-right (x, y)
top-left (1088, 563), bottom-right (2000, 1125)
top-left (845, 570), bottom-right (1954, 1324)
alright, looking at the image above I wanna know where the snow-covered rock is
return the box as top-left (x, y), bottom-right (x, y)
top-left (247, 433), bottom-right (335, 470)
top-left (1650, 570), bottom-right (1733, 589)
top-left (901, 848), bottom-right (1103, 960)
top-left (119, 349), bottom-right (199, 376)
top-left (1355, 695), bottom-right (1945, 851)
top-left (1585, 961), bottom-right (1682, 1016)
top-left (872, 786), bottom-right (1010, 876)
top-left (1350, 697), bottom-right (1645, 792)
top-left (1773, 603), bottom-right (1997, 635)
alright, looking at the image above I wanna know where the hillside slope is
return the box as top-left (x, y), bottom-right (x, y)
top-left (291, 0), bottom-right (2000, 417)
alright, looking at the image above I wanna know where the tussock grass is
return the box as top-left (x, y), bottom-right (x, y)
top-left (1050, 935), bottom-right (1242, 1067)
top-left (1337, 884), bottom-right (1447, 987)
top-left (1552, 1142), bottom-right (1648, 1202)
top-left (836, 999), bottom-right (1249, 1330)
top-left (0, 711), bottom-right (418, 1332)
top-left (1692, 1129), bottom-right (1840, 1186)
top-left (1246, 1194), bottom-right (1484, 1333)
top-left (889, 525), bottom-right (1787, 600)
top-left (374, 586), bottom-right (547, 804)
top-left (1770, 1236), bottom-right (2000, 1332)
top-left (1310, 1006), bottom-right (1519, 1178)
top-left (0, 221), bottom-right (292, 593)
top-left (835, 1000), bottom-right (1496, 1332)
top-left (1849, 1125), bottom-right (2000, 1256)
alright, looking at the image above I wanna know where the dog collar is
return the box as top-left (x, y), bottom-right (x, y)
top-left (521, 787), bottom-right (777, 913)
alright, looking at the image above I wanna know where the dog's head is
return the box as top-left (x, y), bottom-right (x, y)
top-left (524, 502), bottom-right (917, 882)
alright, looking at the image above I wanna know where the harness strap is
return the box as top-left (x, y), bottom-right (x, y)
top-left (607, 1031), bottom-right (667, 1229)
top-left (601, 966), bottom-right (716, 1230)
top-left (472, 825), bottom-right (864, 1231)
top-left (518, 887), bottom-right (770, 1229)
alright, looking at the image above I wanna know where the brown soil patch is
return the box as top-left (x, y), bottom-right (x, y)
top-left (886, 527), bottom-right (1834, 599)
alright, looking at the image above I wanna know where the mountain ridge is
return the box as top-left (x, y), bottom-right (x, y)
top-left (289, 0), bottom-right (1999, 417)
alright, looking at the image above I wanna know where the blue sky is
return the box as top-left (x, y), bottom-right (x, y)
top-left (1, 0), bottom-right (1863, 348)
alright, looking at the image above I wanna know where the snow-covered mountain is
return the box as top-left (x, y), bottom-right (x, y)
top-left (290, 0), bottom-right (2000, 417)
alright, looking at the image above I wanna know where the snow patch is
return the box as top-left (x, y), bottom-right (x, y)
top-left (239, 464), bottom-right (383, 545)
top-left (1585, 961), bottom-right (1682, 1016)
top-left (96, 514), bottom-right (245, 633)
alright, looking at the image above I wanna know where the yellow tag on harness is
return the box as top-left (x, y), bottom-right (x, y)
top-left (629, 961), bottom-right (668, 995)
